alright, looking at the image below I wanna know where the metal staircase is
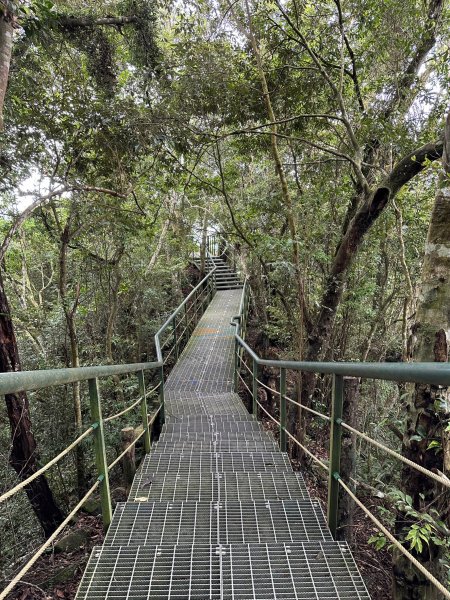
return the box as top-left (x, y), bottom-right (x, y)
top-left (193, 255), bottom-right (242, 290)
top-left (75, 288), bottom-right (370, 599)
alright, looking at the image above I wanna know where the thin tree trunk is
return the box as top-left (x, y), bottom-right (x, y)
top-left (0, 271), bottom-right (64, 536)
top-left (244, 0), bottom-right (308, 459)
top-left (58, 224), bottom-right (85, 496)
top-left (200, 212), bottom-right (208, 274)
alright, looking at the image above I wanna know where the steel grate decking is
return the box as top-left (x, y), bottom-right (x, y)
top-left (136, 451), bottom-right (292, 474)
top-left (162, 420), bottom-right (263, 433)
top-left (166, 413), bottom-right (254, 422)
top-left (76, 286), bottom-right (370, 599)
top-left (76, 542), bottom-right (370, 599)
top-left (105, 500), bottom-right (332, 546)
top-left (130, 471), bottom-right (309, 502)
top-left (156, 430), bottom-right (276, 442)
top-left (151, 440), bottom-right (279, 453)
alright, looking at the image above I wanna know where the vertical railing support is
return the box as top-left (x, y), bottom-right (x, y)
top-left (233, 319), bottom-right (240, 393)
top-left (173, 318), bottom-right (179, 361)
top-left (194, 288), bottom-right (198, 326)
top-left (327, 373), bottom-right (344, 538)
top-left (88, 377), bottom-right (112, 529)
top-left (252, 358), bottom-right (258, 417)
top-left (279, 368), bottom-right (287, 452)
top-left (184, 303), bottom-right (189, 337)
top-left (138, 369), bottom-right (151, 454)
top-left (158, 365), bottom-right (165, 429)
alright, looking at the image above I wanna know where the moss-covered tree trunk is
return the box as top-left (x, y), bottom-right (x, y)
top-left (393, 112), bottom-right (450, 599)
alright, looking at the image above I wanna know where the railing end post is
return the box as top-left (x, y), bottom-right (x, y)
top-left (327, 373), bottom-right (344, 539)
top-left (88, 377), bottom-right (112, 529)
top-left (280, 367), bottom-right (287, 452)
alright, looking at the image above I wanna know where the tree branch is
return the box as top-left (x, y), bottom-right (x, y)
top-left (385, 138), bottom-right (444, 196)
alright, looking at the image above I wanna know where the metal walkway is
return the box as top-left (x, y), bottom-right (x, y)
top-left (76, 289), bottom-right (370, 599)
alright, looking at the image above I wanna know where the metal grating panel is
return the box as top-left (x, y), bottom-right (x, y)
top-left (130, 471), bottom-right (309, 502)
top-left (157, 431), bottom-right (276, 442)
top-left (76, 542), bottom-right (370, 599)
top-left (151, 440), bottom-right (279, 453)
top-left (166, 413), bottom-right (254, 423)
top-left (162, 421), bottom-right (263, 433)
top-left (165, 396), bottom-right (248, 417)
top-left (105, 500), bottom-right (332, 546)
top-left (139, 451), bottom-right (292, 473)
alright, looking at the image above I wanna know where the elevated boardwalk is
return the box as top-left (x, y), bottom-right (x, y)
top-left (76, 289), bottom-right (370, 599)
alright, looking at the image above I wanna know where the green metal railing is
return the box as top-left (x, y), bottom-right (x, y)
top-left (232, 280), bottom-right (450, 599)
top-left (0, 267), bottom-right (217, 600)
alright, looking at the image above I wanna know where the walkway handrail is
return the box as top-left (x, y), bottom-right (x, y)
top-left (231, 284), bottom-right (450, 599)
top-left (0, 265), bottom-right (218, 600)
top-left (154, 267), bottom-right (216, 363)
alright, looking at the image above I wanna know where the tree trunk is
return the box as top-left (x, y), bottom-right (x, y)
top-left (120, 427), bottom-right (136, 493)
top-left (200, 212), bottom-right (208, 273)
top-left (58, 223), bottom-right (86, 496)
top-left (244, 0), bottom-right (308, 459)
top-left (0, 270), bottom-right (64, 536)
top-left (393, 112), bottom-right (450, 599)
top-left (336, 377), bottom-right (358, 542)
top-left (0, 4), bottom-right (14, 131)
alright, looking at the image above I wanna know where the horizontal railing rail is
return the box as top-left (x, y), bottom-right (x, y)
top-left (231, 282), bottom-right (450, 599)
top-left (0, 265), bottom-right (217, 600)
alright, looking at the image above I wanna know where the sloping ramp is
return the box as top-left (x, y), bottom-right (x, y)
top-left (76, 289), bottom-right (370, 599)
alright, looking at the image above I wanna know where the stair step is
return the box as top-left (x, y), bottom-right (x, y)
top-left (104, 500), bottom-right (331, 546)
top-left (165, 413), bottom-right (254, 422)
top-left (130, 471), bottom-right (309, 502)
top-left (137, 451), bottom-right (293, 474)
top-left (151, 440), bottom-right (279, 453)
top-left (162, 420), bottom-right (263, 433)
top-left (76, 542), bottom-right (370, 600)
top-left (156, 431), bottom-right (276, 442)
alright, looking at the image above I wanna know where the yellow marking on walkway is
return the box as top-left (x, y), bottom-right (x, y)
top-left (193, 327), bottom-right (219, 335)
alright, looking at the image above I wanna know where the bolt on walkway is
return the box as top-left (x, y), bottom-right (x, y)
top-left (76, 289), bottom-right (370, 599)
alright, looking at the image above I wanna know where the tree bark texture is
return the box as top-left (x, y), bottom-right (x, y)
top-left (0, 270), bottom-right (64, 536)
top-left (0, 3), bottom-right (14, 131)
top-left (393, 113), bottom-right (450, 599)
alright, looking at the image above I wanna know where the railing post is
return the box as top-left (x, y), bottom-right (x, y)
top-left (252, 358), bottom-right (258, 417)
top-left (233, 320), bottom-right (240, 392)
top-left (88, 377), bottom-right (112, 529)
top-left (173, 319), bottom-right (179, 361)
top-left (184, 303), bottom-right (189, 337)
top-left (327, 373), bottom-right (344, 539)
top-left (158, 365), bottom-right (165, 428)
top-left (138, 370), bottom-right (151, 454)
top-left (279, 368), bottom-right (287, 452)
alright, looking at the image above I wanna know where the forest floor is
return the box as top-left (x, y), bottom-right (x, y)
top-left (4, 514), bottom-right (104, 600)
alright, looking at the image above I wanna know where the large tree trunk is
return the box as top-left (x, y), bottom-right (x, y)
top-left (0, 3), bottom-right (14, 131)
top-left (393, 113), bottom-right (450, 599)
top-left (0, 271), bottom-right (64, 536)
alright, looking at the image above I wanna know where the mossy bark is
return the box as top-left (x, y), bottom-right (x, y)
top-left (393, 113), bottom-right (450, 599)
